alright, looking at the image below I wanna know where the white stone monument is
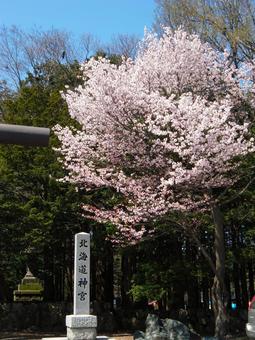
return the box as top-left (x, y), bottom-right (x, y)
top-left (42, 232), bottom-right (108, 340)
top-left (66, 232), bottom-right (97, 340)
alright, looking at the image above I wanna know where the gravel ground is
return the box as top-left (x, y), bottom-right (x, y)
top-left (0, 331), bottom-right (133, 340)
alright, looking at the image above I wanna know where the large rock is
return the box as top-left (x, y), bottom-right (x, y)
top-left (145, 314), bottom-right (168, 339)
top-left (133, 330), bottom-right (145, 340)
top-left (134, 314), bottom-right (190, 340)
top-left (162, 318), bottom-right (190, 339)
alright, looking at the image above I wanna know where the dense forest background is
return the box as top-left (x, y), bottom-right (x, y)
top-left (0, 1), bottom-right (254, 330)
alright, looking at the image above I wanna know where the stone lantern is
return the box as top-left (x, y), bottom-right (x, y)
top-left (13, 267), bottom-right (44, 302)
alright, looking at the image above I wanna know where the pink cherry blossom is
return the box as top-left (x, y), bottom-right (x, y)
top-left (54, 28), bottom-right (255, 244)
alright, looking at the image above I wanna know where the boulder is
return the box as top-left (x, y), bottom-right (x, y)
top-left (162, 318), bottom-right (190, 339)
top-left (145, 314), bottom-right (168, 339)
top-left (134, 314), bottom-right (191, 340)
top-left (133, 330), bottom-right (146, 340)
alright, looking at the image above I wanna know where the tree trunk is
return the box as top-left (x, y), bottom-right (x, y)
top-left (212, 205), bottom-right (228, 340)
top-left (104, 242), bottom-right (114, 308)
top-left (201, 276), bottom-right (210, 310)
top-left (121, 250), bottom-right (136, 307)
top-left (240, 261), bottom-right (249, 308)
top-left (248, 261), bottom-right (254, 298)
top-left (232, 226), bottom-right (241, 308)
top-left (225, 273), bottom-right (231, 310)
top-left (0, 271), bottom-right (8, 301)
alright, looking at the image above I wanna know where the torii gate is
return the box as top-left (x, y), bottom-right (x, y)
top-left (0, 123), bottom-right (50, 146)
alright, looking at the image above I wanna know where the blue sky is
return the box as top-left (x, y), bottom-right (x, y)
top-left (0, 0), bottom-right (156, 42)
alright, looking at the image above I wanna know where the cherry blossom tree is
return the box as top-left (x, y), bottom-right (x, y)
top-left (55, 28), bottom-right (255, 339)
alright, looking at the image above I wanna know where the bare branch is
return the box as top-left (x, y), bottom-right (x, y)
top-left (153, 0), bottom-right (255, 64)
top-left (79, 33), bottom-right (101, 61)
top-left (105, 33), bottom-right (140, 59)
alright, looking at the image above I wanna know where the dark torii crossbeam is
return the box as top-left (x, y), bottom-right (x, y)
top-left (0, 123), bottom-right (50, 147)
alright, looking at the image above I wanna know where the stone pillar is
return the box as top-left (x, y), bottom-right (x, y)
top-left (66, 232), bottom-right (97, 340)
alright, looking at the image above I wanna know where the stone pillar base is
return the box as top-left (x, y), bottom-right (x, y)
top-left (66, 314), bottom-right (97, 340)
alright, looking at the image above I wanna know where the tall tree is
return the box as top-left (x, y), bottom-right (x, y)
top-left (105, 33), bottom-right (140, 59)
top-left (0, 26), bottom-right (100, 89)
top-left (55, 29), bottom-right (255, 339)
top-left (0, 26), bottom-right (29, 88)
top-left (79, 33), bottom-right (101, 61)
top-left (154, 0), bottom-right (255, 65)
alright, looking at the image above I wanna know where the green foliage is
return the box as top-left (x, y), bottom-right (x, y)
top-left (128, 224), bottom-right (197, 304)
top-left (0, 61), bottom-right (86, 301)
top-left (26, 60), bottom-right (83, 91)
top-left (130, 282), bottom-right (165, 302)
